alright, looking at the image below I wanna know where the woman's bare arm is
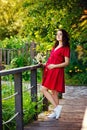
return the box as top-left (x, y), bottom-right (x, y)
top-left (47, 57), bottom-right (70, 69)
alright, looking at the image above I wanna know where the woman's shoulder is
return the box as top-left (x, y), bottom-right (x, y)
top-left (62, 46), bottom-right (70, 57)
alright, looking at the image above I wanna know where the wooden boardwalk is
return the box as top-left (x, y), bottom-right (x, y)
top-left (24, 86), bottom-right (87, 130)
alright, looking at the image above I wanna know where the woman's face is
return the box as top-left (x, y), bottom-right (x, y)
top-left (56, 30), bottom-right (63, 41)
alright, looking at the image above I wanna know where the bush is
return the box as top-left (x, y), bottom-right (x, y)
top-left (65, 71), bottom-right (87, 86)
top-left (2, 81), bottom-right (43, 130)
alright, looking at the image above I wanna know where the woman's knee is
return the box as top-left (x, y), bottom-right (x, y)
top-left (51, 90), bottom-right (58, 95)
top-left (40, 86), bottom-right (48, 93)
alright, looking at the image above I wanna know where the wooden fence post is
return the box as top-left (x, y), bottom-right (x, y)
top-left (0, 76), bottom-right (3, 130)
top-left (0, 49), bottom-right (2, 65)
top-left (30, 42), bottom-right (36, 64)
top-left (7, 50), bottom-right (10, 65)
top-left (30, 69), bottom-right (37, 120)
top-left (4, 50), bottom-right (6, 64)
top-left (25, 43), bottom-right (29, 54)
top-left (14, 73), bottom-right (23, 130)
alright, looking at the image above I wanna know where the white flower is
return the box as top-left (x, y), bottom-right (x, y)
top-left (35, 53), bottom-right (46, 63)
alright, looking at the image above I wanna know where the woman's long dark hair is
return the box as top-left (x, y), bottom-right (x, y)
top-left (54, 29), bottom-right (70, 48)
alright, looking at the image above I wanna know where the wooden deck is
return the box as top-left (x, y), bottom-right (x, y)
top-left (24, 86), bottom-right (87, 130)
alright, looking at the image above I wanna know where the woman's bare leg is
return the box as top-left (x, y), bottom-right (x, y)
top-left (51, 90), bottom-right (59, 105)
top-left (41, 86), bottom-right (57, 108)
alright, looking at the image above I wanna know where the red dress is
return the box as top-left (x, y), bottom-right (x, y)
top-left (42, 46), bottom-right (70, 93)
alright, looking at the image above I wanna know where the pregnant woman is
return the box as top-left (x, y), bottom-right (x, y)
top-left (41, 29), bottom-right (70, 119)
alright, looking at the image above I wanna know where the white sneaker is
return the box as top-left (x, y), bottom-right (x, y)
top-left (47, 112), bottom-right (56, 119)
top-left (54, 105), bottom-right (62, 119)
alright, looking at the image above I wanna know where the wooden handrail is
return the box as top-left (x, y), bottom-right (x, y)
top-left (0, 64), bottom-right (41, 76)
top-left (0, 64), bottom-right (48, 130)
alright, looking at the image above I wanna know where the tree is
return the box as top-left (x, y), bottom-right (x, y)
top-left (0, 0), bottom-right (87, 50)
top-left (19, 0), bottom-right (87, 51)
top-left (0, 0), bottom-right (23, 40)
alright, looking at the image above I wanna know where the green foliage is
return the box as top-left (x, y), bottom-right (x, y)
top-left (0, 0), bottom-right (87, 51)
top-left (2, 81), bottom-right (43, 130)
top-left (11, 54), bottom-right (28, 67)
top-left (64, 39), bottom-right (87, 85)
top-left (0, 0), bottom-right (24, 40)
top-left (1, 3), bottom-right (87, 130)
top-left (0, 0), bottom-right (87, 85)
top-left (0, 35), bottom-right (30, 49)
top-left (65, 71), bottom-right (87, 86)
top-left (76, 42), bottom-right (87, 65)
top-left (22, 71), bottom-right (30, 81)
top-left (65, 50), bottom-right (87, 85)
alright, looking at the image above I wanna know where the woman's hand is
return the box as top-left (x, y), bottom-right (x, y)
top-left (47, 57), bottom-right (70, 69)
top-left (39, 62), bottom-right (46, 68)
top-left (47, 64), bottom-right (56, 69)
top-left (47, 57), bottom-right (70, 70)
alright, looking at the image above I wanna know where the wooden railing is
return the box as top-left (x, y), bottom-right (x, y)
top-left (0, 64), bottom-right (48, 130)
top-left (0, 42), bottom-right (35, 65)
top-left (0, 48), bottom-right (18, 65)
